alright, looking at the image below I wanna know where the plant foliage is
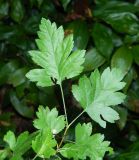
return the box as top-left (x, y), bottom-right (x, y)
top-left (60, 123), bottom-right (113, 160)
top-left (3, 131), bottom-right (35, 159)
top-left (26, 18), bottom-right (85, 87)
top-left (1, 0), bottom-right (139, 159)
top-left (1, 18), bottom-right (127, 160)
top-left (32, 128), bottom-right (57, 158)
top-left (33, 105), bottom-right (65, 134)
top-left (72, 68), bottom-right (126, 128)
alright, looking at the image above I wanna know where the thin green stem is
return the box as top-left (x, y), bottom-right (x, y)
top-left (59, 83), bottom-right (68, 126)
top-left (68, 110), bottom-right (85, 128)
top-left (58, 82), bottom-right (85, 150)
top-left (58, 110), bottom-right (85, 149)
top-left (58, 125), bottom-right (69, 149)
top-left (32, 155), bottom-right (38, 160)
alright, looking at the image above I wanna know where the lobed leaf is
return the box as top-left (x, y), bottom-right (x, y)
top-left (4, 131), bottom-right (16, 151)
top-left (72, 67), bottom-right (126, 128)
top-left (33, 105), bottom-right (66, 134)
top-left (60, 123), bottom-right (112, 160)
top-left (0, 149), bottom-right (9, 160)
top-left (26, 18), bottom-right (85, 87)
top-left (32, 128), bottom-right (57, 158)
top-left (4, 131), bottom-right (36, 158)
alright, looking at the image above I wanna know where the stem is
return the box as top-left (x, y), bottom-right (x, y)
top-left (59, 83), bottom-right (68, 126)
top-left (68, 110), bottom-right (85, 128)
top-left (32, 155), bottom-right (38, 160)
top-left (58, 110), bottom-right (85, 149)
top-left (58, 125), bottom-right (69, 149)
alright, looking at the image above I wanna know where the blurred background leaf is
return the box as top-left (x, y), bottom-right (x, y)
top-left (66, 20), bottom-right (89, 50)
top-left (92, 23), bottom-right (114, 58)
top-left (111, 46), bottom-right (133, 76)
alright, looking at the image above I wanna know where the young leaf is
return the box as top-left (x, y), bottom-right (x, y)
top-left (60, 123), bottom-right (113, 160)
top-left (0, 149), bottom-right (10, 160)
top-left (33, 105), bottom-right (66, 134)
top-left (26, 18), bottom-right (85, 87)
top-left (72, 67), bottom-right (126, 128)
top-left (4, 131), bottom-right (35, 158)
top-left (13, 131), bottom-right (32, 156)
top-left (4, 131), bottom-right (16, 151)
top-left (32, 128), bottom-right (57, 158)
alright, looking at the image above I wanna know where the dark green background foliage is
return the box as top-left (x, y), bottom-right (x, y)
top-left (0, 0), bottom-right (139, 159)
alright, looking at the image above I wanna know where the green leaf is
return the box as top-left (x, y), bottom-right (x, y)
top-left (114, 141), bottom-right (139, 160)
top-left (26, 69), bottom-right (53, 87)
top-left (13, 131), bottom-right (36, 156)
top-left (83, 48), bottom-right (105, 72)
top-left (0, 149), bottom-right (9, 160)
top-left (94, 1), bottom-right (139, 17)
top-left (10, 155), bottom-right (23, 160)
top-left (60, 123), bottom-right (112, 160)
top-left (26, 18), bottom-right (85, 87)
top-left (10, 0), bottom-right (24, 23)
top-left (131, 45), bottom-right (139, 65)
top-left (32, 128), bottom-right (57, 158)
top-left (4, 131), bottom-right (35, 158)
top-left (115, 106), bottom-right (128, 130)
top-left (72, 67), bottom-right (126, 128)
top-left (33, 105), bottom-right (65, 134)
top-left (7, 67), bottom-right (28, 87)
top-left (13, 132), bottom-right (31, 155)
top-left (111, 46), bottom-right (133, 76)
top-left (103, 12), bottom-right (139, 35)
top-left (4, 131), bottom-right (16, 150)
top-left (124, 33), bottom-right (139, 44)
top-left (67, 20), bottom-right (89, 49)
top-left (123, 67), bottom-right (137, 93)
top-left (124, 80), bottom-right (139, 114)
top-left (111, 32), bottom-right (123, 47)
top-left (0, 60), bottom-right (19, 85)
top-left (10, 90), bottom-right (34, 118)
top-left (92, 23), bottom-right (114, 58)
